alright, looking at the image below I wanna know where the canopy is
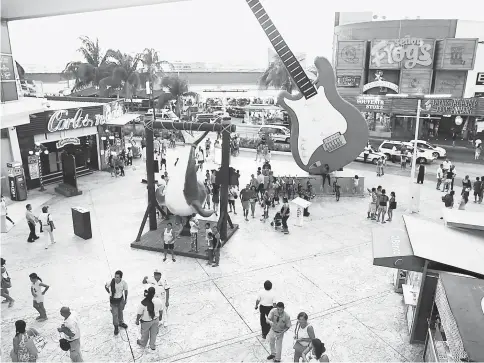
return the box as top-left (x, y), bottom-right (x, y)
top-left (106, 113), bottom-right (141, 126)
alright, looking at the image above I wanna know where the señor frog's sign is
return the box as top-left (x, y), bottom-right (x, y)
top-left (370, 37), bottom-right (435, 69)
top-left (47, 109), bottom-right (106, 133)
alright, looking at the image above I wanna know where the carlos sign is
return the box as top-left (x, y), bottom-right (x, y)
top-left (371, 37), bottom-right (434, 69)
top-left (47, 109), bottom-right (106, 133)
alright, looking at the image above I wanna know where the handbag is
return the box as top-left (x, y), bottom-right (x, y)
top-left (292, 323), bottom-right (308, 354)
top-left (389, 201), bottom-right (397, 209)
top-left (59, 338), bottom-right (71, 351)
top-left (1, 270), bottom-right (12, 289)
top-left (32, 331), bottom-right (46, 352)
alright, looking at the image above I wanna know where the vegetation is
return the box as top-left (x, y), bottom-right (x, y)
top-left (259, 55), bottom-right (294, 93)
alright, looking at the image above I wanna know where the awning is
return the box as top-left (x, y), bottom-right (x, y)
top-left (106, 113), bottom-right (141, 126)
top-left (371, 225), bottom-right (426, 272)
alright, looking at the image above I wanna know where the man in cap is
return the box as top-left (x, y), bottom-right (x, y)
top-left (142, 269), bottom-right (170, 326)
top-left (57, 307), bottom-right (83, 362)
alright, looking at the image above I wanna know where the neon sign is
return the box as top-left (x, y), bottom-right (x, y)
top-left (371, 37), bottom-right (433, 69)
top-left (47, 109), bottom-right (106, 133)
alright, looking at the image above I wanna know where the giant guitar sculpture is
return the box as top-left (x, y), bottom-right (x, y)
top-left (245, 0), bottom-right (368, 174)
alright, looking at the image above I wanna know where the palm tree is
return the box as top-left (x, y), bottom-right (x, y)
top-left (99, 50), bottom-right (142, 98)
top-left (140, 48), bottom-right (174, 107)
top-left (63, 36), bottom-right (112, 91)
top-left (162, 75), bottom-right (189, 117)
top-left (259, 55), bottom-right (294, 93)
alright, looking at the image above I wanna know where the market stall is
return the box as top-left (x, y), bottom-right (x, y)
top-left (423, 273), bottom-right (484, 362)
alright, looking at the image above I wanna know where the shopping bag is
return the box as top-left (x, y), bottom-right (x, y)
top-left (32, 331), bottom-right (47, 352)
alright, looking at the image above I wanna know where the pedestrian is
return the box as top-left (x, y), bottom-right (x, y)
top-left (280, 198), bottom-right (290, 234)
top-left (212, 184), bottom-right (220, 217)
top-left (266, 302), bottom-right (292, 363)
top-left (353, 175), bottom-right (359, 194)
top-left (400, 151), bottom-right (407, 169)
top-left (462, 175), bottom-right (471, 204)
top-left (475, 143), bottom-right (482, 160)
top-left (416, 163), bottom-right (425, 184)
top-left (261, 191), bottom-right (271, 222)
top-left (452, 130), bottom-right (457, 147)
top-left (249, 186), bottom-right (258, 218)
top-left (38, 206), bottom-right (55, 249)
top-left (25, 204), bottom-right (40, 243)
top-left (380, 156), bottom-right (385, 176)
top-left (196, 147), bottom-right (205, 172)
top-left (205, 137), bottom-right (211, 157)
top-left (104, 270), bottom-right (128, 335)
top-left (57, 307), bottom-right (83, 362)
top-left (376, 157), bottom-right (382, 177)
top-left (240, 184), bottom-right (251, 221)
top-left (163, 222), bottom-right (175, 262)
top-left (11, 320), bottom-right (38, 362)
top-left (302, 339), bottom-right (329, 362)
top-left (1, 195), bottom-right (14, 226)
top-left (1, 258), bottom-right (14, 307)
top-left (450, 165), bottom-right (457, 191)
top-left (210, 226), bottom-right (221, 267)
top-left (205, 223), bottom-right (214, 265)
top-left (228, 186), bottom-right (238, 214)
top-left (136, 287), bottom-right (163, 351)
top-left (142, 269), bottom-right (170, 327)
top-left (257, 171), bottom-right (265, 200)
top-left (160, 149), bottom-right (167, 172)
top-left (322, 164), bottom-right (331, 188)
top-left (254, 280), bottom-right (276, 340)
top-left (377, 189), bottom-right (389, 224)
top-left (363, 144), bottom-right (370, 163)
top-left (127, 147), bottom-right (133, 166)
top-left (255, 144), bottom-right (263, 162)
top-left (203, 179), bottom-right (212, 210)
top-left (442, 190), bottom-right (455, 209)
top-left (118, 156), bottom-right (125, 176)
top-left (293, 312), bottom-right (316, 362)
top-left (436, 164), bottom-right (443, 190)
top-left (189, 214), bottom-right (199, 252)
top-left (387, 192), bottom-right (396, 222)
top-left (473, 177), bottom-right (482, 203)
top-left (442, 168), bottom-right (453, 192)
top-left (367, 187), bottom-right (377, 220)
top-left (480, 176), bottom-right (484, 203)
top-left (29, 273), bottom-right (49, 321)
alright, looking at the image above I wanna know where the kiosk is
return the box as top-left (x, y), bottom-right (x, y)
top-left (7, 162), bottom-right (27, 201)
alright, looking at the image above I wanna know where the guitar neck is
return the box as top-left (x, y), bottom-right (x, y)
top-left (245, 0), bottom-right (317, 99)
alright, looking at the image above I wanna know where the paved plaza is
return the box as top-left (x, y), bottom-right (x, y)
top-left (1, 144), bottom-right (483, 362)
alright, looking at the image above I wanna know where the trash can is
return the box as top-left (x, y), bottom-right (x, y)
top-left (71, 207), bottom-right (92, 240)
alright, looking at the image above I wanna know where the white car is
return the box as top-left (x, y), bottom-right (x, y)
top-left (145, 109), bottom-right (179, 121)
top-left (258, 125), bottom-right (291, 143)
top-left (355, 147), bottom-right (386, 164)
top-left (378, 141), bottom-right (436, 164)
top-left (405, 140), bottom-right (446, 158)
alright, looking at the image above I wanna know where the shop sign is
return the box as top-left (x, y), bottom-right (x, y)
top-left (47, 109), bottom-right (106, 133)
top-left (371, 37), bottom-right (433, 69)
top-left (363, 70), bottom-right (399, 93)
top-left (424, 98), bottom-right (478, 115)
top-left (9, 178), bottom-right (16, 199)
top-left (1, 55), bottom-right (15, 81)
top-left (27, 155), bottom-right (40, 180)
top-left (337, 76), bottom-right (361, 88)
top-left (475, 92), bottom-right (484, 98)
top-left (104, 100), bottom-right (125, 121)
top-left (56, 137), bottom-right (80, 149)
top-left (356, 96), bottom-right (386, 110)
top-left (476, 72), bottom-right (484, 86)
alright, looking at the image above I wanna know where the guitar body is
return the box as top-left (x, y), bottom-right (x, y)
top-left (277, 57), bottom-right (369, 174)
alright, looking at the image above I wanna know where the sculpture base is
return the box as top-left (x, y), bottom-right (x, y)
top-left (55, 183), bottom-right (83, 197)
top-left (131, 217), bottom-right (239, 260)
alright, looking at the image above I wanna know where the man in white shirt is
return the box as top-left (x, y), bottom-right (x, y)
top-left (436, 164), bottom-right (443, 190)
top-left (254, 280), bottom-right (276, 339)
top-left (442, 159), bottom-right (452, 173)
top-left (58, 307), bottom-right (83, 362)
top-left (142, 269), bottom-right (170, 326)
top-left (38, 206), bottom-right (55, 249)
top-left (104, 270), bottom-right (129, 335)
top-left (136, 287), bottom-right (163, 350)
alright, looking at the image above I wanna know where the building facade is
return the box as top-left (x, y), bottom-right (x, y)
top-left (333, 19), bottom-right (484, 140)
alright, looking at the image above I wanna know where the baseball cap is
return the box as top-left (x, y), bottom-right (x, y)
top-left (154, 269), bottom-right (161, 274)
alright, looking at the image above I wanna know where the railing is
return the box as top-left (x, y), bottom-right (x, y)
top-left (42, 165), bottom-right (92, 186)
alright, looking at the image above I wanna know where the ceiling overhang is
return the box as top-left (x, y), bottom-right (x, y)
top-left (1, 0), bottom-right (190, 21)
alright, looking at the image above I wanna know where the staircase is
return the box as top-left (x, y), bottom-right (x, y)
top-left (43, 166), bottom-right (93, 186)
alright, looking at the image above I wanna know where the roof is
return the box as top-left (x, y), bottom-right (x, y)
top-left (439, 273), bottom-right (484, 362)
top-left (42, 100), bottom-right (104, 111)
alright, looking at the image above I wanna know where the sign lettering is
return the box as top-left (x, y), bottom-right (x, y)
top-left (476, 72), bottom-right (484, 86)
top-left (424, 99), bottom-right (478, 115)
top-left (371, 37), bottom-right (433, 69)
top-left (47, 109), bottom-right (106, 133)
top-left (363, 81), bottom-right (399, 93)
top-left (337, 75), bottom-right (361, 88)
top-left (56, 137), bottom-right (81, 149)
top-left (27, 156), bottom-right (40, 180)
top-left (9, 178), bottom-right (16, 199)
top-left (357, 96), bottom-right (386, 110)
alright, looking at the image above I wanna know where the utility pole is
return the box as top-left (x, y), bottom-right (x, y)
top-left (146, 82), bottom-right (157, 230)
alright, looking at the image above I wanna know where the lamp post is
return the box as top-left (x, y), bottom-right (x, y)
top-left (28, 143), bottom-right (49, 191)
top-left (387, 93), bottom-right (451, 213)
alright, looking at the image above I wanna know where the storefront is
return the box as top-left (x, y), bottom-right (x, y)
top-left (16, 100), bottom-right (139, 189)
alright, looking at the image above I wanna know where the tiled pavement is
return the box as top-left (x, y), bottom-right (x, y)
top-left (1, 145), bottom-right (482, 362)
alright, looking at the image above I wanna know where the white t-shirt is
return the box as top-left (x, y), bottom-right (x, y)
top-left (189, 219), bottom-right (199, 234)
top-left (257, 289), bottom-right (276, 307)
top-left (63, 312), bottom-right (81, 341)
top-left (105, 280), bottom-right (128, 299)
top-left (137, 297), bottom-right (163, 321)
top-left (38, 212), bottom-right (52, 226)
top-left (144, 275), bottom-right (169, 299)
top-left (31, 280), bottom-right (44, 302)
top-left (354, 178), bottom-right (359, 187)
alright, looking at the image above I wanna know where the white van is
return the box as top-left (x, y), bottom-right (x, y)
top-left (258, 125), bottom-right (291, 143)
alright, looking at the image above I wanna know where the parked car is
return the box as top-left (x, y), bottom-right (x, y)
top-left (144, 109), bottom-right (179, 121)
top-left (378, 141), bottom-right (436, 164)
top-left (355, 147), bottom-right (386, 164)
top-left (195, 113), bottom-right (217, 123)
top-left (405, 140), bottom-right (446, 158)
top-left (258, 125), bottom-right (291, 143)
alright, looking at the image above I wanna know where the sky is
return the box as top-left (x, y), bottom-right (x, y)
top-left (7, 0), bottom-right (484, 72)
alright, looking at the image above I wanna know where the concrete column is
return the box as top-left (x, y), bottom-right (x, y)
top-left (8, 126), bottom-right (21, 161)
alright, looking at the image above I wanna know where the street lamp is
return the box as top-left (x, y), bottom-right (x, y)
top-left (387, 93), bottom-right (451, 213)
top-left (29, 142), bottom-right (49, 191)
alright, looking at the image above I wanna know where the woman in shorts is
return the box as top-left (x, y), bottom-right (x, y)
top-left (163, 222), bottom-right (175, 262)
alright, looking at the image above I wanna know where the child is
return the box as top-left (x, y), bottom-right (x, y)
top-left (353, 175), bottom-right (359, 194)
top-left (387, 192), bottom-right (396, 222)
top-left (270, 212), bottom-right (282, 230)
top-left (333, 179), bottom-right (341, 202)
top-left (189, 215), bottom-right (199, 253)
top-left (205, 223), bottom-right (213, 265)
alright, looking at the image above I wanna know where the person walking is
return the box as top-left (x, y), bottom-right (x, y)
top-left (1, 195), bottom-right (14, 226)
top-left (462, 175), bottom-right (472, 204)
top-left (105, 270), bottom-right (128, 335)
top-left (58, 307), bottom-right (83, 362)
top-left (1, 258), bottom-right (14, 307)
top-left (127, 147), bottom-right (133, 166)
top-left (163, 222), bottom-right (175, 262)
top-left (189, 214), bottom-right (199, 252)
top-left (228, 186), bottom-right (238, 214)
top-left (376, 189), bottom-right (389, 224)
top-left (266, 302), bottom-right (291, 362)
top-left (387, 192), bottom-right (396, 222)
top-left (363, 144), bottom-right (370, 163)
top-left (302, 339), bottom-right (329, 362)
top-left (212, 184), bottom-right (220, 217)
top-left (436, 164), bottom-right (443, 190)
top-left (249, 186), bottom-right (258, 218)
top-left (25, 204), bottom-right (40, 243)
top-left (142, 269), bottom-right (170, 327)
top-left (240, 184), bottom-right (251, 221)
top-left (416, 163), bottom-right (425, 184)
top-left (473, 177), bottom-right (482, 203)
top-left (280, 198), bottom-right (290, 234)
top-left (293, 312), bottom-right (316, 362)
top-left (442, 168), bottom-right (454, 192)
top-left (376, 158), bottom-right (383, 177)
top-left (38, 206), bottom-right (55, 249)
top-left (117, 156), bottom-right (125, 177)
top-left (11, 320), bottom-right (38, 362)
top-left (210, 226), bottom-right (221, 267)
top-left (205, 138), bottom-right (212, 157)
top-left (254, 280), bottom-right (276, 339)
top-left (29, 273), bottom-right (49, 321)
top-left (196, 147), bottom-right (205, 172)
top-left (136, 287), bottom-right (163, 350)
